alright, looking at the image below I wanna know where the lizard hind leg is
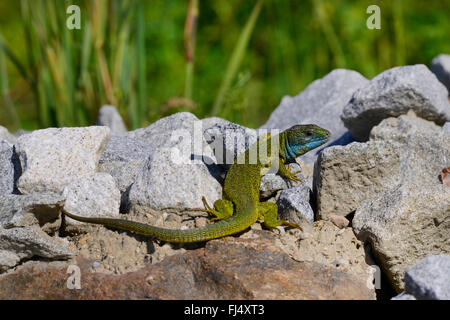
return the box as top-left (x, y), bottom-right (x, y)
top-left (192, 196), bottom-right (234, 221)
top-left (258, 202), bottom-right (303, 231)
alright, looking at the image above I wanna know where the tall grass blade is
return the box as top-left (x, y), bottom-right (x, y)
top-left (184, 0), bottom-right (198, 101)
top-left (0, 42), bottom-right (20, 128)
top-left (135, 0), bottom-right (147, 129)
top-left (313, 0), bottom-right (346, 68)
top-left (212, 0), bottom-right (263, 116)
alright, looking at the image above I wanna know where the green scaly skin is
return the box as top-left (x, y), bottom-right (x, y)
top-left (63, 124), bottom-right (330, 243)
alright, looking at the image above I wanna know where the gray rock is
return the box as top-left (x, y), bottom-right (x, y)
top-left (0, 140), bottom-right (16, 195)
top-left (0, 126), bottom-right (17, 144)
top-left (0, 193), bottom-right (64, 229)
top-left (16, 126), bottom-right (110, 194)
top-left (352, 183), bottom-right (450, 292)
top-left (260, 174), bottom-right (291, 199)
top-left (127, 112), bottom-right (200, 149)
top-left (261, 69), bottom-right (368, 164)
top-left (98, 135), bottom-right (155, 193)
top-left (342, 64), bottom-right (450, 141)
top-left (314, 112), bottom-right (450, 219)
top-left (123, 112), bottom-right (223, 213)
top-left (277, 186), bottom-right (314, 224)
top-left (201, 116), bottom-right (232, 131)
top-left (0, 226), bottom-right (73, 272)
top-left (391, 292), bottom-right (416, 300)
top-left (443, 122), bottom-right (450, 133)
top-left (203, 119), bottom-right (258, 166)
top-left (314, 140), bottom-right (403, 219)
top-left (100, 135), bottom-right (155, 164)
top-left (13, 129), bottom-right (30, 138)
top-left (62, 173), bottom-right (121, 226)
top-left (403, 255), bottom-right (450, 300)
top-left (259, 163), bottom-right (310, 198)
top-left (128, 134), bottom-right (222, 213)
top-left (370, 112), bottom-right (450, 185)
top-left (96, 105), bottom-right (127, 135)
top-left (430, 54), bottom-right (450, 94)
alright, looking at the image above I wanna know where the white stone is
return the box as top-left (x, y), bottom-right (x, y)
top-left (63, 172), bottom-right (121, 225)
top-left (16, 126), bottom-right (110, 194)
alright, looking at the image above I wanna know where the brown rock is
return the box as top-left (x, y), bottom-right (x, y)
top-left (328, 214), bottom-right (350, 229)
top-left (440, 167), bottom-right (450, 187)
top-left (0, 234), bottom-right (374, 300)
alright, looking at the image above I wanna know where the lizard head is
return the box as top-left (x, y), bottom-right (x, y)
top-left (282, 124), bottom-right (331, 160)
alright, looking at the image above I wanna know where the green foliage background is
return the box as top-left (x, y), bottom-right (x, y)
top-left (0, 0), bottom-right (449, 131)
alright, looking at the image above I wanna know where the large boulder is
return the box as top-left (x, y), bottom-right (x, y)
top-left (352, 183), bottom-right (449, 292)
top-left (314, 112), bottom-right (449, 219)
top-left (341, 64), bottom-right (450, 141)
top-left (15, 126), bottom-right (110, 194)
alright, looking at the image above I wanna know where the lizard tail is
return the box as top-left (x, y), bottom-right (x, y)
top-left (62, 209), bottom-right (257, 243)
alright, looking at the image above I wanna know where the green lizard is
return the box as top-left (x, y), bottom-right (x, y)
top-left (62, 124), bottom-right (330, 243)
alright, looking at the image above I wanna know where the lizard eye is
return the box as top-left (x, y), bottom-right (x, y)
top-left (305, 132), bottom-right (314, 139)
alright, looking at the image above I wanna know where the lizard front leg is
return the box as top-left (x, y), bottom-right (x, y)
top-left (277, 158), bottom-right (303, 182)
top-left (257, 202), bottom-right (302, 230)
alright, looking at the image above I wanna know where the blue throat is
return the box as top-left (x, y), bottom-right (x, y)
top-left (284, 138), bottom-right (299, 160)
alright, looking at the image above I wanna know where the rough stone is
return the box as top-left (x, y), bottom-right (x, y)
top-left (314, 113), bottom-right (450, 219)
top-left (391, 292), bottom-right (416, 300)
top-left (259, 174), bottom-right (289, 199)
top-left (0, 226), bottom-right (73, 272)
top-left (203, 120), bottom-right (258, 167)
top-left (0, 140), bottom-right (16, 195)
top-left (261, 69), bottom-right (368, 164)
top-left (201, 116), bottom-right (230, 130)
top-left (0, 236), bottom-right (375, 299)
top-left (430, 54), bottom-right (450, 94)
top-left (443, 122), bottom-right (450, 133)
top-left (277, 186), bottom-right (314, 224)
top-left (0, 126), bottom-right (16, 144)
top-left (314, 140), bottom-right (403, 219)
top-left (403, 255), bottom-right (450, 300)
top-left (62, 173), bottom-right (121, 227)
top-left (15, 126), bottom-right (110, 194)
top-left (441, 167), bottom-right (450, 187)
top-left (128, 136), bottom-right (222, 213)
top-left (273, 220), bottom-right (376, 293)
top-left (98, 135), bottom-right (155, 193)
top-left (370, 112), bottom-right (450, 185)
top-left (352, 183), bottom-right (450, 292)
top-left (12, 129), bottom-right (30, 139)
top-left (97, 135), bottom-right (156, 212)
top-left (328, 214), bottom-right (350, 229)
top-left (342, 64), bottom-right (450, 141)
top-left (0, 193), bottom-right (64, 229)
top-left (125, 112), bottom-right (223, 213)
top-left (66, 225), bottom-right (185, 275)
top-left (96, 105), bottom-right (127, 135)
top-left (126, 112), bottom-right (200, 149)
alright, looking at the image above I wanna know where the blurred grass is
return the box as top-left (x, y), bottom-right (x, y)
top-left (0, 0), bottom-right (449, 131)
